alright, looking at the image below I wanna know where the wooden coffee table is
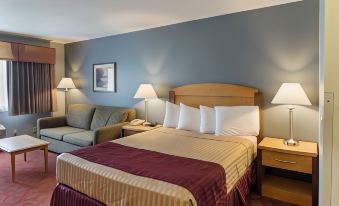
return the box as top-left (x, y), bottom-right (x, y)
top-left (0, 135), bottom-right (50, 182)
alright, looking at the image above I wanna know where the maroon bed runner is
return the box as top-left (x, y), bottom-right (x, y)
top-left (70, 142), bottom-right (227, 206)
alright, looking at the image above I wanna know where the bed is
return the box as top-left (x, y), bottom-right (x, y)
top-left (50, 83), bottom-right (263, 206)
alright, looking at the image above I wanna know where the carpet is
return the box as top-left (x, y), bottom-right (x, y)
top-left (0, 150), bottom-right (293, 206)
top-left (0, 150), bottom-right (57, 206)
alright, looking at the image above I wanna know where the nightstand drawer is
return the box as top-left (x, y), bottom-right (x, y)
top-left (262, 150), bottom-right (312, 174)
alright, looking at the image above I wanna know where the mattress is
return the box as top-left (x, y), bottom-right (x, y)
top-left (56, 127), bottom-right (256, 206)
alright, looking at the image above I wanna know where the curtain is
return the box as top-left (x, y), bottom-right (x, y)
top-left (0, 61), bottom-right (8, 112)
top-left (7, 61), bottom-right (57, 116)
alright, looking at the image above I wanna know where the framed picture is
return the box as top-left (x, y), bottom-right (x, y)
top-left (93, 62), bottom-right (116, 92)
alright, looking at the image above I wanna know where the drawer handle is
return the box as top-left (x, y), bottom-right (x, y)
top-left (274, 159), bottom-right (297, 164)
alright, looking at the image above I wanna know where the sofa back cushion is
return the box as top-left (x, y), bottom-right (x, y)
top-left (106, 110), bottom-right (128, 126)
top-left (90, 106), bottom-right (136, 130)
top-left (107, 108), bottom-right (137, 125)
top-left (124, 108), bottom-right (137, 121)
top-left (90, 107), bottom-right (113, 130)
top-left (67, 104), bottom-right (96, 130)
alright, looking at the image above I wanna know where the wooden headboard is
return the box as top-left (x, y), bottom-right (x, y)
top-left (169, 83), bottom-right (263, 143)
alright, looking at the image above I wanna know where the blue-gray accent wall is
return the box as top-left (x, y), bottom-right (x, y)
top-left (0, 34), bottom-right (51, 137)
top-left (65, 1), bottom-right (319, 142)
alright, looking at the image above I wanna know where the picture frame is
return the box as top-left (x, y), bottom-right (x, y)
top-left (93, 62), bottom-right (116, 92)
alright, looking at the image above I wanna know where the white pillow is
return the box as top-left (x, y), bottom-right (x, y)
top-left (215, 106), bottom-right (259, 136)
top-left (177, 103), bottom-right (200, 132)
top-left (200, 105), bottom-right (215, 134)
top-left (163, 101), bottom-right (180, 128)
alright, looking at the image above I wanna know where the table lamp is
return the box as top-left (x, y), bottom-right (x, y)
top-left (271, 83), bottom-right (312, 146)
top-left (134, 84), bottom-right (157, 126)
top-left (57, 78), bottom-right (76, 114)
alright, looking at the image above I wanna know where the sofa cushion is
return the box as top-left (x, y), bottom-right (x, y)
top-left (63, 131), bottom-right (95, 147)
top-left (106, 110), bottom-right (128, 126)
top-left (67, 104), bottom-right (96, 130)
top-left (90, 108), bottom-right (112, 130)
top-left (40, 126), bottom-right (85, 141)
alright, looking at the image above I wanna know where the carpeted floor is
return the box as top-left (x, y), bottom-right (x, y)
top-left (0, 150), bottom-right (293, 206)
top-left (0, 150), bottom-right (57, 206)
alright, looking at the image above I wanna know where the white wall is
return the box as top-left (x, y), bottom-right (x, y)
top-left (323, 0), bottom-right (339, 205)
top-left (50, 42), bottom-right (66, 116)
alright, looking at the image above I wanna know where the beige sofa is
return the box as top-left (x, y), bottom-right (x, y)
top-left (37, 104), bottom-right (136, 153)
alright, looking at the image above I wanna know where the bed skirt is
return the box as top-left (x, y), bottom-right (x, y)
top-left (50, 161), bottom-right (256, 206)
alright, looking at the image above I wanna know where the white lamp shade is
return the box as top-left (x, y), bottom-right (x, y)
top-left (134, 84), bottom-right (157, 99)
top-left (271, 83), bottom-right (311, 106)
top-left (57, 78), bottom-right (76, 89)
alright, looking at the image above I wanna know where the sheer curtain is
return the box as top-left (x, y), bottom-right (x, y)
top-left (0, 61), bottom-right (8, 112)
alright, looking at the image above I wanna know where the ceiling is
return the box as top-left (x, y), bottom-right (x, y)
top-left (0, 0), bottom-right (301, 44)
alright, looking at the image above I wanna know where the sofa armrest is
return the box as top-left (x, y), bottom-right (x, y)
top-left (37, 116), bottom-right (67, 138)
top-left (94, 122), bottom-right (129, 144)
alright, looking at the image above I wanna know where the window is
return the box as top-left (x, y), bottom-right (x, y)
top-left (0, 61), bottom-right (8, 112)
top-left (7, 61), bottom-right (56, 115)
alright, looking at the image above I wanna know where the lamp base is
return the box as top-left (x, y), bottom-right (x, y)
top-left (284, 138), bottom-right (299, 146)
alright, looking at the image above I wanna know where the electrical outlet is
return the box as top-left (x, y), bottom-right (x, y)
top-left (13, 129), bottom-right (17, 136)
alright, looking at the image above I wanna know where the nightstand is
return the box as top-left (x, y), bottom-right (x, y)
top-left (257, 137), bottom-right (318, 206)
top-left (121, 125), bottom-right (162, 137)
